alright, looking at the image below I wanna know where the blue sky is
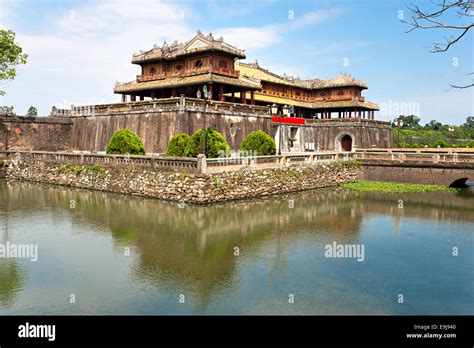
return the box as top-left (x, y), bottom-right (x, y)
top-left (0, 0), bottom-right (472, 124)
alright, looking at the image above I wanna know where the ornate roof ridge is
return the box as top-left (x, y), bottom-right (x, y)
top-left (237, 61), bottom-right (368, 89)
top-left (132, 30), bottom-right (246, 62)
top-left (237, 61), bottom-right (292, 83)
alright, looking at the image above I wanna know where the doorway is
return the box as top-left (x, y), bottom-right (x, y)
top-left (341, 135), bottom-right (352, 152)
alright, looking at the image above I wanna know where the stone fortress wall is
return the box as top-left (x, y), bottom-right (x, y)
top-left (0, 98), bottom-right (392, 154)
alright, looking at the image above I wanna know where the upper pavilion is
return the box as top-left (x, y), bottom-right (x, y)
top-left (114, 30), bottom-right (260, 102)
top-left (114, 30), bottom-right (379, 120)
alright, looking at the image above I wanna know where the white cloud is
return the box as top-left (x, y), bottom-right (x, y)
top-left (214, 25), bottom-right (280, 50)
top-left (3, 0), bottom-right (195, 113)
top-left (3, 2), bottom-right (346, 114)
top-left (214, 8), bottom-right (344, 50)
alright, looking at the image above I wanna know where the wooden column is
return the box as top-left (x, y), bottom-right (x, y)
top-left (131, 95), bottom-right (136, 102)
top-left (150, 91), bottom-right (156, 99)
top-left (172, 89), bottom-right (177, 97)
top-left (219, 85), bottom-right (224, 102)
top-left (140, 95), bottom-right (144, 101)
top-left (209, 85), bottom-right (213, 100)
top-left (231, 92), bottom-right (235, 103)
top-left (250, 90), bottom-right (255, 105)
top-left (121, 94), bottom-right (126, 102)
top-left (241, 90), bottom-right (246, 104)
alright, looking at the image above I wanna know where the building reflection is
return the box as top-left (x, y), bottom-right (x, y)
top-left (1, 180), bottom-right (473, 310)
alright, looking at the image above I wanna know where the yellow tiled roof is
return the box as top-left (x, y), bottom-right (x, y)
top-left (236, 62), bottom-right (368, 89)
top-left (237, 63), bottom-right (295, 86)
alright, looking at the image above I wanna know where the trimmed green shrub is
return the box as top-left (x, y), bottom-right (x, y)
top-left (183, 128), bottom-right (231, 158)
top-left (430, 139), bottom-right (447, 148)
top-left (166, 133), bottom-right (191, 157)
top-left (106, 128), bottom-right (145, 155)
top-left (239, 130), bottom-right (276, 156)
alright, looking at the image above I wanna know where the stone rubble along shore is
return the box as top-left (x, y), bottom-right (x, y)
top-left (2, 160), bottom-right (359, 204)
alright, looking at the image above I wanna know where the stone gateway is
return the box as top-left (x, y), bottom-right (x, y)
top-left (1, 31), bottom-right (392, 154)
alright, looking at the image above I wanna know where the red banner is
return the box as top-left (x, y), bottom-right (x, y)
top-left (271, 116), bottom-right (305, 125)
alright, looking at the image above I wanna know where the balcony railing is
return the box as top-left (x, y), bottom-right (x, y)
top-left (67, 97), bottom-right (270, 117)
top-left (137, 66), bottom-right (239, 82)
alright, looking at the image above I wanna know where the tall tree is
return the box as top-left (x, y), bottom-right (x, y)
top-left (463, 116), bottom-right (474, 129)
top-left (402, 0), bottom-right (473, 89)
top-left (428, 120), bottom-right (443, 130)
top-left (26, 106), bottom-right (38, 117)
top-left (0, 30), bottom-right (28, 96)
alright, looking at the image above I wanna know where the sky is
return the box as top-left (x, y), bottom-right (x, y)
top-left (0, 0), bottom-right (472, 125)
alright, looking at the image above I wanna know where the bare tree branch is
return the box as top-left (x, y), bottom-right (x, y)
top-left (402, 0), bottom-right (473, 88)
top-left (448, 73), bottom-right (474, 89)
top-left (402, 0), bottom-right (473, 52)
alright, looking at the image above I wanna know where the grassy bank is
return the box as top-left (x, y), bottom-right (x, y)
top-left (342, 180), bottom-right (457, 193)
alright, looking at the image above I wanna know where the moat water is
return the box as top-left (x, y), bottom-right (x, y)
top-left (0, 180), bottom-right (472, 315)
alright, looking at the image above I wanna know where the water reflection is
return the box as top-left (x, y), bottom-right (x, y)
top-left (0, 180), bottom-right (473, 314)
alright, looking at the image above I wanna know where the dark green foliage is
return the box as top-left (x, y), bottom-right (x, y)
top-left (239, 130), bottom-right (276, 156)
top-left (166, 133), bottom-right (191, 157)
top-left (393, 116), bottom-right (474, 147)
top-left (430, 139), bottom-right (447, 148)
top-left (106, 128), bottom-right (145, 155)
top-left (26, 106), bottom-right (37, 117)
top-left (184, 128), bottom-right (230, 158)
top-left (0, 30), bottom-right (28, 96)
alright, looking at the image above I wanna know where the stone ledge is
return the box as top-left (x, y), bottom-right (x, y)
top-left (3, 160), bottom-right (359, 204)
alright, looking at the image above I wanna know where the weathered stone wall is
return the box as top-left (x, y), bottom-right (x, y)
top-left (0, 116), bottom-right (72, 151)
top-left (70, 110), bottom-right (275, 154)
top-left (0, 106), bottom-right (392, 154)
top-left (0, 160), bottom-right (7, 178)
top-left (70, 109), bottom-right (392, 154)
top-left (286, 122), bottom-right (392, 152)
top-left (361, 162), bottom-right (474, 186)
top-left (3, 160), bottom-right (359, 204)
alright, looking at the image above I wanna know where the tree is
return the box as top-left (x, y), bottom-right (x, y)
top-left (427, 120), bottom-right (442, 130)
top-left (402, 1), bottom-right (473, 89)
top-left (106, 128), bottom-right (145, 155)
top-left (0, 30), bottom-right (28, 96)
top-left (0, 106), bottom-right (15, 117)
top-left (396, 115), bottom-right (420, 128)
top-left (166, 133), bottom-right (191, 157)
top-left (26, 106), bottom-right (38, 117)
top-left (240, 130), bottom-right (276, 156)
top-left (463, 116), bottom-right (474, 129)
top-left (184, 128), bottom-right (230, 158)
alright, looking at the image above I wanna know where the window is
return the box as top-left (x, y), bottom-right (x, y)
top-left (150, 67), bottom-right (156, 75)
top-left (218, 60), bottom-right (228, 69)
top-left (194, 60), bottom-right (203, 68)
top-left (175, 64), bottom-right (183, 71)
